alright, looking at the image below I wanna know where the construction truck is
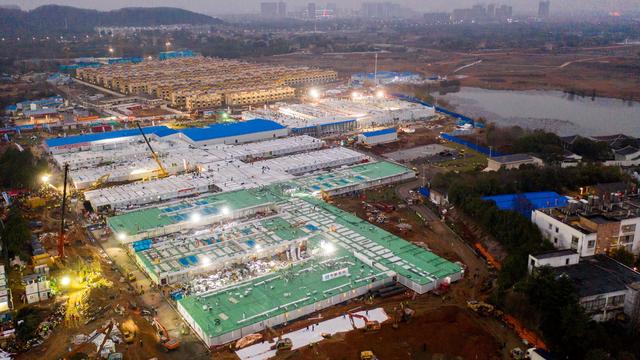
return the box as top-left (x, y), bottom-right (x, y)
top-left (360, 350), bottom-right (378, 360)
top-left (152, 317), bottom-right (181, 351)
top-left (271, 338), bottom-right (292, 352)
top-left (467, 300), bottom-right (502, 318)
top-left (348, 313), bottom-right (381, 332)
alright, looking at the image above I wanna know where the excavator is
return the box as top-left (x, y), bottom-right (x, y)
top-left (392, 302), bottom-right (415, 329)
top-left (152, 317), bottom-right (180, 351)
top-left (89, 173), bottom-right (111, 190)
top-left (348, 313), bottom-right (381, 332)
top-left (63, 320), bottom-right (115, 359)
top-left (136, 122), bottom-right (168, 179)
top-left (467, 300), bottom-right (503, 318)
top-left (266, 326), bottom-right (292, 352)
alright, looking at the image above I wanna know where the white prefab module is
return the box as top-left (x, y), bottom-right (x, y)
top-left (52, 135), bottom-right (324, 190)
top-left (85, 147), bottom-right (368, 211)
top-left (243, 96), bottom-right (435, 134)
top-left (252, 147), bottom-right (368, 175)
top-left (358, 128), bottom-right (398, 145)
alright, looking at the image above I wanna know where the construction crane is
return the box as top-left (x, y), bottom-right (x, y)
top-left (89, 173), bottom-right (111, 190)
top-left (348, 313), bottom-right (381, 332)
top-left (152, 317), bottom-right (180, 351)
top-left (136, 122), bottom-right (168, 179)
top-left (63, 320), bottom-right (114, 359)
top-left (58, 163), bottom-right (69, 258)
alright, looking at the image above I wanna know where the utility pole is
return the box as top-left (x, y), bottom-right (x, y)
top-left (58, 163), bottom-right (69, 258)
top-left (374, 53), bottom-right (378, 85)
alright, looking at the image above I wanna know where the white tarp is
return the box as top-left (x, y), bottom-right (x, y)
top-left (235, 308), bottom-right (388, 360)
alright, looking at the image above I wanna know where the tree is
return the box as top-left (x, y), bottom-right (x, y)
top-left (1, 205), bottom-right (31, 261)
top-left (571, 137), bottom-right (613, 161)
top-left (609, 248), bottom-right (635, 267)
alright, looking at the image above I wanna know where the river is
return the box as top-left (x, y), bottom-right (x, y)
top-left (433, 87), bottom-right (640, 137)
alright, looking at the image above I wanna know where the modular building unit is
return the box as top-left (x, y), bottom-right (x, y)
top-left (358, 128), bottom-right (398, 145)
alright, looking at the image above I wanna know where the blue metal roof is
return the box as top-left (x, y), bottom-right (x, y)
top-left (181, 119), bottom-right (286, 142)
top-left (482, 191), bottom-right (568, 217)
top-left (362, 128), bottom-right (396, 137)
top-left (45, 126), bottom-right (171, 148)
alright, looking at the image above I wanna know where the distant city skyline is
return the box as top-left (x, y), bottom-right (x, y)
top-left (1, 0), bottom-right (638, 16)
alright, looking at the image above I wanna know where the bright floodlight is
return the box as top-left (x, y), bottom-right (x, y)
top-left (321, 241), bottom-right (336, 255)
top-left (108, 47), bottom-right (114, 53)
top-left (117, 233), bottom-right (127, 241)
top-left (376, 89), bottom-right (385, 98)
top-left (60, 275), bottom-right (71, 287)
top-left (221, 206), bottom-right (230, 216)
top-left (190, 212), bottom-right (202, 224)
top-left (41, 175), bottom-right (50, 183)
top-left (308, 88), bottom-right (321, 100)
top-left (351, 91), bottom-right (361, 100)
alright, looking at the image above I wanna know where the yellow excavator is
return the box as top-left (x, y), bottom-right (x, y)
top-left (136, 122), bottom-right (168, 179)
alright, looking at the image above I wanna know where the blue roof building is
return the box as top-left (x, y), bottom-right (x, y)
top-left (45, 126), bottom-right (172, 150)
top-left (358, 127), bottom-right (398, 145)
top-left (179, 119), bottom-right (288, 145)
top-left (482, 191), bottom-right (568, 217)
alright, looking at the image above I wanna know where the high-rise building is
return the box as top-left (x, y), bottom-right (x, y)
top-left (538, 1), bottom-right (551, 18)
top-left (424, 12), bottom-right (451, 25)
top-left (361, 2), bottom-right (402, 18)
top-left (261, 2), bottom-right (278, 17)
top-left (278, 1), bottom-right (287, 17)
top-left (487, 4), bottom-right (496, 18)
top-left (308, 2), bottom-right (316, 19)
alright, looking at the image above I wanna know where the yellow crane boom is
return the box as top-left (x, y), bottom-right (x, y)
top-left (136, 122), bottom-right (168, 178)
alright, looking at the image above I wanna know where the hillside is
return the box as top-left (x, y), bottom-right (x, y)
top-left (0, 5), bottom-right (221, 36)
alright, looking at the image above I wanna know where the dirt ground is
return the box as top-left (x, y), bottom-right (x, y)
top-left (257, 44), bottom-right (640, 100)
top-left (282, 305), bottom-right (504, 360)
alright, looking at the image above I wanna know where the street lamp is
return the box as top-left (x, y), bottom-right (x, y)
top-left (60, 275), bottom-right (71, 287)
top-left (117, 233), bottom-right (127, 241)
top-left (190, 212), bottom-right (202, 224)
top-left (308, 88), bottom-right (321, 100)
top-left (375, 89), bottom-right (385, 99)
top-left (41, 174), bottom-right (50, 184)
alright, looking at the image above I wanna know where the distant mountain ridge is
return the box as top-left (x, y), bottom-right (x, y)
top-left (0, 5), bottom-right (221, 36)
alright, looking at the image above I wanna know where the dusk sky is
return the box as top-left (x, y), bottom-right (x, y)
top-left (1, 0), bottom-right (637, 15)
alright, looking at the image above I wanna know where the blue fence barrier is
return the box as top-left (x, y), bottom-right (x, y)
top-left (440, 133), bottom-right (505, 157)
top-left (393, 94), bottom-right (485, 128)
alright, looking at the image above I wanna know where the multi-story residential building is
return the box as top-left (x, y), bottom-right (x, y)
top-left (75, 57), bottom-right (337, 111)
top-left (532, 197), bottom-right (640, 256)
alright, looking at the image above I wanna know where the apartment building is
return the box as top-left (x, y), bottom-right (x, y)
top-left (75, 57), bottom-right (337, 111)
top-left (532, 197), bottom-right (640, 256)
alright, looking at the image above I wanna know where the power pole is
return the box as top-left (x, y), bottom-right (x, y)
top-left (58, 163), bottom-right (69, 258)
top-left (374, 53), bottom-right (378, 85)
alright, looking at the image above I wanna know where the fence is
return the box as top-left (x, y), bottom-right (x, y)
top-left (440, 133), bottom-right (505, 157)
top-left (393, 94), bottom-right (485, 128)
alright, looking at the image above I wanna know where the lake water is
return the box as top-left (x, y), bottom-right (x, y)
top-left (433, 87), bottom-right (640, 137)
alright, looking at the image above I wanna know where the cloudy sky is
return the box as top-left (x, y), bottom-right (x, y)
top-left (1, 0), bottom-right (637, 15)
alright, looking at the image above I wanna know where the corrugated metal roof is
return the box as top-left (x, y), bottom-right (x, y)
top-left (362, 128), bottom-right (396, 137)
top-left (45, 126), bottom-right (171, 148)
top-left (482, 191), bottom-right (568, 216)
top-left (181, 119), bottom-right (286, 142)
